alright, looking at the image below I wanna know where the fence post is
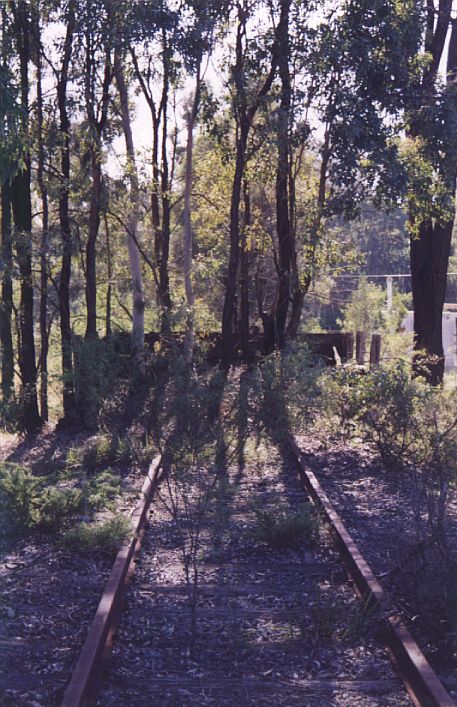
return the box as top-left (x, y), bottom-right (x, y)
top-left (369, 333), bottom-right (381, 368)
top-left (356, 331), bottom-right (366, 365)
top-left (343, 332), bottom-right (354, 362)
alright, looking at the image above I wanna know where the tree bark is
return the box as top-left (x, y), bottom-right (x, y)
top-left (11, 0), bottom-right (41, 432)
top-left (221, 6), bottom-right (277, 358)
top-left (57, 0), bottom-right (76, 422)
top-left (84, 39), bottom-right (111, 340)
top-left (240, 179), bottom-right (250, 357)
top-left (104, 213), bottom-right (112, 338)
top-left (274, 0), bottom-right (292, 348)
top-left (36, 30), bottom-right (49, 421)
top-left (131, 35), bottom-right (172, 334)
top-left (85, 150), bottom-right (101, 339)
top-left (114, 49), bottom-right (145, 359)
top-left (183, 69), bottom-right (201, 366)
top-left (1, 182), bottom-right (14, 403)
top-left (410, 219), bottom-right (454, 384)
top-left (408, 4), bottom-right (457, 384)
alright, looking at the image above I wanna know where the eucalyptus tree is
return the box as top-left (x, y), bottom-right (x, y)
top-left (221, 1), bottom-right (279, 357)
top-left (9, 0), bottom-right (41, 432)
top-left (405, 1), bottom-right (457, 384)
top-left (129, 1), bottom-right (179, 334)
top-left (32, 0), bottom-right (50, 421)
top-left (0, 7), bottom-right (19, 406)
top-left (55, 0), bottom-right (77, 421)
top-left (111, 1), bottom-right (145, 362)
top-left (179, 0), bottom-right (229, 364)
top-left (75, 0), bottom-right (114, 340)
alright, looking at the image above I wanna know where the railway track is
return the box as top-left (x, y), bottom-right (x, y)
top-left (59, 432), bottom-right (455, 707)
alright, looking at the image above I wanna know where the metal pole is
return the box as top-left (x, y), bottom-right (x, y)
top-left (386, 276), bottom-right (393, 311)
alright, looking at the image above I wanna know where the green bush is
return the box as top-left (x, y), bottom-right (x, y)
top-left (67, 435), bottom-right (114, 473)
top-left (253, 503), bottom-right (318, 549)
top-left (254, 344), bottom-right (321, 435)
top-left (73, 337), bottom-right (126, 430)
top-left (61, 515), bottom-right (130, 556)
top-left (0, 464), bottom-right (121, 532)
top-left (0, 465), bottom-right (83, 530)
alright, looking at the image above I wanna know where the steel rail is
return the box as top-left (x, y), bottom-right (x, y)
top-left (287, 434), bottom-right (456, 707)
top-left (60, 455), bottom-right (163, 707)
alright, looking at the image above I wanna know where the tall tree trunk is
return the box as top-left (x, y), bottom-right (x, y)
top-left (11, 0), bottom-right (40, 432)
top-left (1, 182), bottom-right (14, 402)
top-left (132, 35), bottom-right (172, 335)
top-left (274, 0), bottom-right (292, 348)
top-left (104, 213), bottom-right (112, 338)
top-left (240, 179), bottom-right (250, 357)
top-left (37, 34), bottom-right (49, 422)
top-left (411, 218), bottom-right (454, 385)
top-left (183, 70), bottom-right (201, 366)
top-left (114, 49), bottom-right (145, 359)
top-left (408, 7), bottom-right (457, 384)
top-left (83, 38), bottom-right (111, 341)
top-left (57, 1), bottom-right (76, 422)
top-left (159, 38), bottom-right (172, 333)
top-left (221, 124), bottom-right (248, 357)
top-left (85, 150), bottom-right (101, 339)
top-left (221, 6), bottom-right (277, 359)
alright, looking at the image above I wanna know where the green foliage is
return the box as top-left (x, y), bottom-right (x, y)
top-left (307, 590), bottom-right (379, 642)
top-left (398, 136), bottom-right (455, 237)
top-left (73, 337), bottom-right (126, 430)
top-left (253, 502), bottom-right (317, 550)
top-left (67, 434), bottom-right (116, 473)
top-left (339, 279), bottom-right (410, 336)
top-left (84, 470), bottom-right (121, 510)
top-left (255, 344), bottom-right (322, 434)
top-left (61, 515), bottom-right (130, 556)
top-left (0, 465), bottom-right (83, 530)
top-left (0, 463), bottom-right (121, 532)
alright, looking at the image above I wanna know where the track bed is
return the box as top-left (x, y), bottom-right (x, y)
top-left (97, 439), bottom-right (409, 706)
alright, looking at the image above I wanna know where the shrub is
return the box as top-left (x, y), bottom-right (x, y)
top-left (73, 337), bottom-right (126, 430)
top-left (0, 464), bottom-right (121, 532)
top-left (253, 503), bottom-right (318, 549)
top-left (66, 435), bottom-right (118, 473)
top-left (61, 515), bottom-right (130, 556)
top-left (0, 464), bottom-right (83, 530)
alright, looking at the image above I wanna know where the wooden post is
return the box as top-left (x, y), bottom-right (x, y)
top-left (343, 332), bottom-right (354, 362)
top-left (370, 334), bottom-right (381, 368)
top-left (356, 331), bottom-right (366, 365)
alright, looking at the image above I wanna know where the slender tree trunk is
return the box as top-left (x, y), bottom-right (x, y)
top-left (159, 41), bottom-right (172, 333)
top-left (221, 125), bottom-right (248, 356)
top-left (183, 71), bottom-right (201, 366)
top-left (221, 7), bottom-right (277, 359)
top-left (11, 1), bottom-right (41, 432)
top-left (58, 1), bottom-right (76, 423)
top-left (1, 182), bottom-right (14, 402)
top-left (274, 0), bottom-right (292, 347)
top-left (37, 40), bottom-right (49, 421)
top-left (133, 34), bottom-right (172, 335)
top-left (114, 50), bottom-right (145, 358)
top-left (85, 150), bottom-right (101, 339)
top-left (104, 213), bottom-right (112, 338)
top-left (240, 179), bottom-right (250, 357)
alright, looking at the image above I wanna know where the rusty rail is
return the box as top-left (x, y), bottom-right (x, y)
top-left (287, 435), bottom-right (455, 707)
top-left (61, 455), bottom-right (162, 707)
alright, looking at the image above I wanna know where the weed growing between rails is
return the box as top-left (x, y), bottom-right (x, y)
top-left (153, 359), bottom-right (266, 655)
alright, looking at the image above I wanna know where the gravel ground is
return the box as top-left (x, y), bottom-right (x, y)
top-left (295, 433), bottom-right (457, 701)
top-left (0, 427), bottom-right (146, 706)
top-left (97, 438), bottom-right (409, 706)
